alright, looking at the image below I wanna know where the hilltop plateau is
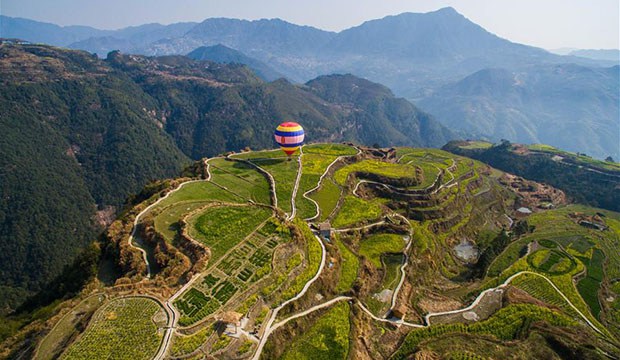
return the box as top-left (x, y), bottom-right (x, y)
top-left (3, 143), bottom-right (620, 359)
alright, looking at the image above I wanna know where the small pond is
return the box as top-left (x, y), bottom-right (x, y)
top-left (454, 239), bottom-right (479, 262)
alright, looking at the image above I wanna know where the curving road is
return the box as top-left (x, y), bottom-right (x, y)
top-left (251, 231), bottom-right (327, 360)
top-left (128, 159), bottom-right (212, 279)
top-left (152, 149), bottom-right (603, 359)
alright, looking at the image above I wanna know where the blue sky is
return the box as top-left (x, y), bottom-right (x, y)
top-left (2, 0), bottom-right (618, 49)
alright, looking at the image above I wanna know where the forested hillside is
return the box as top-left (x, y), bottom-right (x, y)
top-left (0, 43), bottom-right (453, 310)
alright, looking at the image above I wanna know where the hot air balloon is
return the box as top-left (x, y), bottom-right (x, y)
top-left (274, 122), bottom-right (304, 158)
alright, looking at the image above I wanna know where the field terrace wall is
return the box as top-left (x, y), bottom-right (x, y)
top-left (104, 212), bottom-right (148, 282)
top-left (102, 177), bottom-right (201, 284)
top-left (138, 220), bottom-right (192, 284)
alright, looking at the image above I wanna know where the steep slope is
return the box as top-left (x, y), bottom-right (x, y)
top-left (187, 44), bottom-right (286, 81)
top-left (421, 65), bottom-right (620, 159)
top-left (110, 53), bottom-right (454, 158)
top-left (306, 74), bottom-right (454, 147)
top-left (0, 44), bottom-right (189, 309)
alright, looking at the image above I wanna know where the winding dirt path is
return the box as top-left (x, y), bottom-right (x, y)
top-left (300, 145), bottom-right (362, 222)
top-left (251, 231), bottom-right (327, 360)
top-left (128, 159), bottom-right (212, 278)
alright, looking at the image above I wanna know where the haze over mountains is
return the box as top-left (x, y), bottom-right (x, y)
top-left (2, 7), bottom-right (618, 159)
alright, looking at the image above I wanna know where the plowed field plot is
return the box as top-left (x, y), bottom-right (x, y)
top-left (175, 220), bottom-right (290, 326)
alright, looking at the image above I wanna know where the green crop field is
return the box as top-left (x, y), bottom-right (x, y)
top-left (280, 301), bottom-right (350, 360)
top-left (280, 220), bottom-right (323, 301)
top-left (154, 201), bottom-right (212, 242)
top-left (392, 304), bottom-right (576, 360)
top-left (208, 158), bottom-right (271, 205)
top-left (153, 181), bottom-right (240, 211)
top-left (309, 178), bottom-right (341, 221)
top-left (576, 248), bottom-right (605, 318)
top-left (334, 160), bottom-right (417, 185)
top-left (170, 326), bottom-right (213, 357)
top-left (188, 205), bottom-right (271, 264)
top-left (335, 236), bottom-right (359, 293)
top-left (176, 219), bottom-right (290, 326)
top-left (232, 150), bottom-right (299, 214)
top-left (61, 297), bottom-right (165, 360)
top-left (295, 144), bottom-right (357, 219)
top-left (512, 273), bottom-right (580, 318)
top-left (295, 173), bottom-right (321, 219)
top-left (332, 196), bottom-right (384, 228)
top-left (231, 149), bottom-right (285, 160)
top-left (359, 233), bottom-right (406, 268)
top-left (303, 143), bottom-right (358, 157)
top-left (526, 249), bottom-right (576, 275)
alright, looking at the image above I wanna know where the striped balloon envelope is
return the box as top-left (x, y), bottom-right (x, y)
top-left (274, 122), bottom-right (305, 156)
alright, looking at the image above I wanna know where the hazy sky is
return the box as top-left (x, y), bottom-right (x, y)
top-left (2, 0), bottom-right (618, 50)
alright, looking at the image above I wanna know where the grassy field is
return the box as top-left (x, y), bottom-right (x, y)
top-left (231, 149), bottom-right (299, 214)
top-left (335, 235), bottom-right (359, 293)
top-left (208, 158), bottom-right (271, 205)
top-left (458, 141), bottom-right (493, 150)
top-left (332, 196), bottom-right (384, 228)
top-left (294, 144), bottom-right (357, 219)
top-left (61, 297), bottom-right (165, 360)
top-left (526, 144), bottom-right (620, 171)
top-left (359, 234), bottom-right (406, 268)
top-left (309, 178), bottom-right (341, 221)
top-left (526, 249), bottom-right (576, 275)
top-left (153, 181), bottom-right (240, 211)
top-left (295, 173), bottom-right (321, 219)
top-left (334, 160), bottom-right (417, 185)
top-left (280, 301), bottom-right (350, 360)
top-left (189, 205), bottom-right (272, 264)
top-left (303, 143), bottom-right (358, 157)
top-left (154, 201), bottom-right (212, 242)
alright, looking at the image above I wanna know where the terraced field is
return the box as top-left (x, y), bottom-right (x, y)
top-left (208, 158), bottom-right (271, 205)
top-left (175, 219), bottom-right (289, 326)
top-left (188, 205), bottom-right (272, 263)
top-left (280, 302), bottom-right (351, 360)
top-left (42, 144), bottom-right (620, 360)
top-left (231, 150), bottom-right (299, 214)
top-left (61, 297), bottom-right (165, 360)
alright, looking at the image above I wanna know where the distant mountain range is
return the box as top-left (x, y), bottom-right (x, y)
top-left (187, 44), bottom-right (286, 81)
top-left (2, 8), bottom-right (618, 159)
top-left (419, 64), bottom-right (620, 159)
top-left (0, 43), bottom-right (452, 310)
top-left (549, 48), bottom-right (620, 62)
